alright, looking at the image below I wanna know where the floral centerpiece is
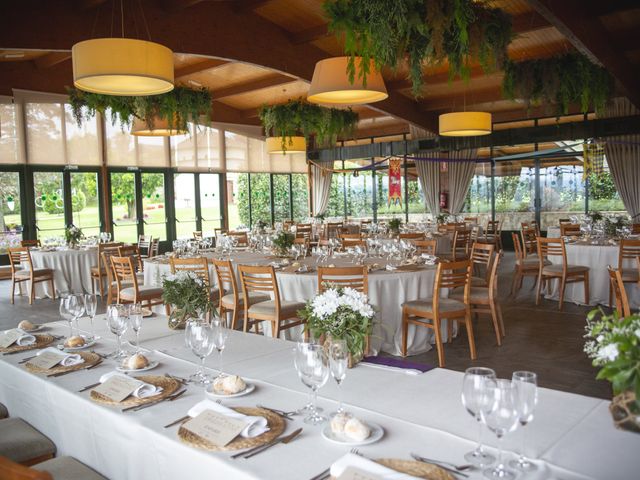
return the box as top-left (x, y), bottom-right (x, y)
top-left (603, 215), bottom-right (629, 237)
top-left (271, 231), bottom-right (294, 257)
top-left (299, 286), bottom-right (374, 366)
top-left (64, 225), bottom-right (84, 248)
top-left (586, 210), bottom-right (603, 224)
top-left (584, 309), bottom-right (640, 433)
top-left (436, 213), bottom-right (449, 225)
top-left (162, 271), bottom-right (215, 330)
top-left (387, 217), bottom-right (402, 235)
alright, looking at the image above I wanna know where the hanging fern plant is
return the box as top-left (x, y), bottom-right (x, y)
top-left (502, 53), bottom-right (614, 115)
top-left (324, 0), bottom-right (512, 97)
top-left (67, 86), bottom-right (212, 133)
top-left (259, 99), bottom-right (359, 151)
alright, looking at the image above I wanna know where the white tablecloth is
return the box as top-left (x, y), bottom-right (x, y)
top-left (29, 247), bottom-right (97, 297)
top-left (1, 317), bottom-right (638, 480)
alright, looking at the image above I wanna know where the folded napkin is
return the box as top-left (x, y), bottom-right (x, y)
top-left (9, 328), bottom-right (36, 347)
top-left (37, 347), bottom-right (84, 366)
top-left (385, 264), bottom-right (397, 271)
top-left (187, 399), bottom-right (269, 438)
top-left (99, 371), bottom-right (163, 398)
top-left (330, 453), bottom-right (420, 480)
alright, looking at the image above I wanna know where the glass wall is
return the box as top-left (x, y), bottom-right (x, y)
top-left (588, 160), bottom-right (626, 216)
top-left (110, 172), bottom-right (138, 242)
top-left (250, 173), bottom-right (271, 227)
top-left (540, 163), bottom-right (584, 229)
top-left (70, 172), bottom-right (101, 236)
top-left (0, 171), bottom-right (22, 251)
top-left (33, 171), bottom-right (66, 240)
top-left (227, 172), bottom-right (245, 230)
top-left (494, 165), bottom-right (535, 231)
top-left (174, 173), bottom-right (197, 239)
top-left (142, 173), bottom-right (166, 240)
top-left (462, 164), bottom-right (493, 226)
top-left (326, 169), bottom-right (346, 219)
top-left (199, 173), bottom-right (222, 233)
top-left (291, 173), bottom-right (309, 222)
top-left (272, 174), bottom-right (291, 224)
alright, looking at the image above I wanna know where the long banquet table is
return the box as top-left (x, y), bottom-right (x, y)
top-left (1, 317), bottom-right (639, 480)
top-left (30, 246), bottom-right (97, 297)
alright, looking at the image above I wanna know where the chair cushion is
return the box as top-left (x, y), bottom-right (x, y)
top-left (542, 264), bottom-right (589, 275)
top-left (15, 268), bottom-right (53, 278)
top-left (402, 297), bottom-right (466, 314)
top-left (470, 276), bottom-right (487, 287)
top-left (220, 292), bottom-right (269, 308)
top-left (0, 417), bottom-right (56, 463)
top-left (34, 456), bottom-right (108, 480)
top-left (450, 286), bottom-right (489, 304)
top-left (248, 300), bottom-right (306, 318)
top-left (0, 402), bottom-right (7, 419)
top-left (119, 285), bottom-right (163, 300)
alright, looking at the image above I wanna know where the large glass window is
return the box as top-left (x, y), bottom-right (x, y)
top-left (227, 173), bottom-right (246, 229)
top-left (64, 105), bottom-right (100, 166)
top-left (326, 168), bottom-right (346, 219)
top-left (588, 160), bottom-right (626, 216)
top-left (33, 171), bottom-right (66, 240)
top-left (70, 172), bottom-right (100, 236)
top-left (110, 172), bottom-right (138, 242)
top-left (0, 171), bottom-right (23, 251)
top-left (345, 166), bottom-right (373, 220)
top-left (462, 164), bottom-right (492, 226)
top-left (494, 165), bottom-right (535, 231)
top-left (142, 173), bottom-right (166, 240)
top-left (250, 174), bottom-right (272, 227)
top-left (292, 173), bottom-right (309, 222)
top-left (25, 103), bottom-right (65, 165)
top-left (272, 174), bottom-right (291, 224)
top-left (200, 173), bottom-right (222, 233)
top-left (407, 178), bottom-right (426, 222)
top-left (540, 162), bottom-right (584, 230)
top-left (0, 102), bottom-right (20, 164)
top-left (174, 173), bottom-right (197, 239)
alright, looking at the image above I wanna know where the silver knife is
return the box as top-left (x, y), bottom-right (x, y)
top-left (411, 453), bottom-right (469, 478)
top-left (242, 428), bottom-right (303, 459)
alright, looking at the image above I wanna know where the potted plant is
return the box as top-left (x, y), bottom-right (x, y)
top-left (271, 231), bottom-right (295, 257)
top-left (299, 286), bottom-right (374, 367)
top-left (162, 271), bottom-right (215, 330)
top-left (584, 309), bottom-right (640, 433)
top-left (64, 225), bottom-right (84, 248)
top-left (388, 217), bottom-right (402, 235)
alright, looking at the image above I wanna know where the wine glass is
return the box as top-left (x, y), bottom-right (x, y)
top-left (106, 304), bottom-right (129, 359)
top-left (185, 319), bottom-right (215, 385)
top-left (59, 295), bottom-right (73, 338)
top-left (83, 293), bottom-right (97, 341)
top-left (294, 342), bottom-right (330, 425)
top-left (129, 303), bottom-right (143, 352)
top-left (481, 379), bottom-right (520, 480)
top-left (461, 367), bottom-right (497, 467)
top-left (69, 295), bottom-right (85, 337)
top-left (509, 371), bottom-right (538, 472)
top-left (211, 318), bottom-right (229, 378)
top-left (329, 339), bottom-right (348, 416)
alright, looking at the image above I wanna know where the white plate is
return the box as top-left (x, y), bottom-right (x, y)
top-left (59, 336), bottom-right (98, 351)
top-left (22, 325), bottom-right (44, 332)
top-left (321, 421), bottom-right (384, 446)
top-left (205, 382), bottom-right (255, 399)
top-left (141, 308), bottom-right (154, 318)
top-left (116, 360), bottom-right (159, 373)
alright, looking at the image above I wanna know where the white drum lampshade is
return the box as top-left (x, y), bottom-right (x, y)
top-left (131, 116), bottom-right (188, 136)
top-left (266, 136), bottom-right (307, 155)
top-left (439, 112), bottom-right (492, 136)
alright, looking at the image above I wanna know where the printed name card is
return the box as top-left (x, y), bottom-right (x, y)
top-left (337, 467), bottom-right (383, 480)
top-left (26, 351), bottom-right (63, 370)
top-left (93, 376), bottom-right (141, 403)
top-left (181, 410), bottom-right (248, 447)
top-left (0, 330), bottom-right (21, 348)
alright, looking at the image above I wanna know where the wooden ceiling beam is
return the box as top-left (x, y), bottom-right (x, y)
top-left (350, 123), bottom-right (409, 140)
top-left (420, 87), bottom-right (504, 111)
top-left (490, 104), bottom-right (585, 123)
top-left (289, 24), bottom-right (329, 45)
top-left (211, 74), bottom-right (296, 101)
top-left (528, 0), bottom-right (640, 109)
top-left (232, 0), bottom-right (273, 12)
top-left (175, 58), bottom-right (229, 78)
top-left (33, 52), bottom-right (71, 69)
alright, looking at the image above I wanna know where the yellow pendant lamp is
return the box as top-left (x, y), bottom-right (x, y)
top-left (266, 136), bottom-right (307, 155)
top-left (72, 38), bottom-right (174, 96)
top-left (131, 116), bottom-right (188, 136)
top-left (439, 112), bottom-right (492, 136)
top-left (307, 56), bottom-right (388, 106)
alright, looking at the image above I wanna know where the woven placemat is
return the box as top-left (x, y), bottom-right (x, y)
top-left (90, 375), bottom-right (180, 407)
top-left (25, 351), bottom-right (101, 375)
top-left (331, 459), bottom-right (453, 480)
top-left (178, 407), bottom-right (285, 451)
top-left (0, 334), bottom-right (55, 354)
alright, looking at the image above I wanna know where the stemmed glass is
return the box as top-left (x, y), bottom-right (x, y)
top-left (106, 304), bottom-right (129, 359)
top-left (129, 303), bottom-right (143, 352)
top-left (211, 318), bottom-right (229, 378)
top-left (185, 319), bottom-right (215, 385)
top-left (481, 379), bottom-right (520, 480)
top-left (461, 367), bottom-right (497, 467)
top-left (59, 295), bottom-right (73, 338)
top-left (66, 295), bottom-right (84, 338)
top-left (294, 341), bottom-right (330, 425)
top-left (329, 339), bottom-right (348, 416)
top-left (509, 371), bottom-right (538, 472)
top-left (83, 293), bottom-right (97, 341)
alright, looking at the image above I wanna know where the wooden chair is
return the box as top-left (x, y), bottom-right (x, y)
top-left (212, 259), bottom-right (269, 330)
top-left (447, 229), bottom-right (471, 261)
top-left (149, 237), bottom-right (160, 257)
top-left (469, 242), bottom-right (495, 287)
top-left (283, 220), bottom-right (294, 231)
top-left (536, 237), bottom-right (589, 310)
top-left (470, 225), bottom-right (480, 243)
top-left (0, 417), bottom-right (56, 467)
top-left (318, 266), bottom-right (368, 294)
top-left (558, 218), bottom-right (572, 225)
top-left (293, 236), bottom-right (310, 255)
top-left (520, 227), bottom-right (538, 256)
top-left (295, 224), bottom-right (312, 241)
top-left (0, 455), bottom-right (108, 480)
top-left (609, 239), bottom-right (640, 306)
top-left (339, 233), bottom-right (362, 250)
top-left (463, 217), bottom-right (478, 224)
top-left (193, 231), bottom-right (203, 241)
top-left (608, 266), bottom-right (631, 318)
top-left (511, 233), bottom-right (547, 297)
top-left (101, 247), bottom-right (130, 305)
top-left (90, 242), bottom-right (123, 297)
top-left (325, 222), bottom-right (343, 239)
top-left (530, 220), bottom-right (541, 237)
top-left (401, 259), bottom-right (475, 367)
top-left (480, 220), bottom-right (502, 249)
top-left (137, 235), bottom-right (153, 258)
top-left (111, 256), bottom-right (163, 308)
top-left (20, 240), bottom-right (41, 248)
top-left (238, 264), bottom-right (306, 339)
top-left (359, 219), bottom-right (372, 232)
top-left (560, 223), bottom-right (581, 236)
top-left (451, 251), bottom-right (504, 345)
top-left (7, 247), bottom-right (55, 305)
top-left (414, 239), bottom-right (437, 255)
top-left (228, 231), bottom-right (248, 247)
top-left (170, 257), bottom-right (219, 303)
top-left (399, 232), bottom-right (424, 241)
top-left (118, 244), bottom-right (144, 272)
top-left (632, 224), bottom-right (640, 234)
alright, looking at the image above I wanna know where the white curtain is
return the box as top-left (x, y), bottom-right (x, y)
top-left (411, 126), bottom-right (440, 215)
top-left (447, 148), bottom-right (478, 214)
top-left (600, 98), bottom-right (640, 219)
top-left (311, 160), bottom-right (333, 216)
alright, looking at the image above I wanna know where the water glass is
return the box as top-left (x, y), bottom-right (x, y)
top-left (461, 367), bottom-right (497, 467)
top-left (482, 380), bottom-right (520, 479)
top-left (329, 339), bottom-right (349, 416)
top-left (212, 318), bottom-right (229, 378)
top-left (129, 303), bottom-right (143, 352)
top-left (294, 342), bottom-right (330, 425)
top-left (83, 293), bottom-right (97, 341)
top-left (66, 295), bottom-right (84, 338)
top-left (59, 295), bottom-right (73, 338)
top-left (509, 371), bottom-right (538, 472)
top-left (106, 304), bottom-right (129, 359)
top-left (185, 319), bottom-right (215, 385)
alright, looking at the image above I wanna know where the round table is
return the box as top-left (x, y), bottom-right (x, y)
top-left (29, 246), bottom-right (97, 297)
top-left (144, 250), bottom-right (449, 355)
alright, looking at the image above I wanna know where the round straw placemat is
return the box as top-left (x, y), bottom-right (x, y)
top-left (178, 407), bottom-right (284, 451)
top-left (0, 334), bottom-right (55, 354)
top-left (90, 375), bottom-right (180, 407)
top-left (331, 459), bottom-right (454, 480)
top-left (25, 351), bottom-right (101, 375)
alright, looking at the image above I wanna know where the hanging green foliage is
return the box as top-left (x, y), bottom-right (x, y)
top-left (324, 0), bottom-right (512, 97)
top-left (502, 53), bottom-right (614, 115)
top-left (67, 86), bottom-right (212, 133)
top-left (259, 99), bottom-right (359, 151)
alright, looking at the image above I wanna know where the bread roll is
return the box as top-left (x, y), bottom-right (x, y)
top-left (344, 417), bottom-right (371, 441)
top-left (64, 335), bottom-right (86, 348)
top-left (125, 353), bottom-right (149, 370)
top-left (18, 320), bottom-right (35, 331)
top-left (213, 375), bottom-right (246, 394)
top-left (330, 412), bottom-right (351, 435)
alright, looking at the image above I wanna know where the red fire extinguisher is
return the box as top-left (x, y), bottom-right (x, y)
top-left (439, 191), bottom-right (448, 209)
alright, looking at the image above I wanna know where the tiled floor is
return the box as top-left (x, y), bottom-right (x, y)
top-left (0, 253), bottom-right (611, 400)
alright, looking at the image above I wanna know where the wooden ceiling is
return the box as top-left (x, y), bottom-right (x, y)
top-left (0, 0), bottom-right (639, 140)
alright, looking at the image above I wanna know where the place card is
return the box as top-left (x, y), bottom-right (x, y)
top-left (93, 376), bottom-right (141, 403)
top-left (0, 330), bottom-right (21, 348)
top-left (337, 466), bottom-right (383, 480)
top-left (181, 410), bottom-right (248, 447)
top-left (26, 351), bottom-right (62, 370)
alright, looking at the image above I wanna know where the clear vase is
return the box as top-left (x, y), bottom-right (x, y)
top-left (168, 310), bottom-right (190, 330)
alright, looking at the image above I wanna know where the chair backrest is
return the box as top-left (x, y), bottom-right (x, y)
top-left (318, 266), bottom-right (368, 294)
top-left (118, 244), bottom-right (143, 272)
top-left (470, 225), bottom-right (480, 242)
top-left (445, 222), bottom-right (465, 232)
top-left (296, 230), bottom-right (312, 240)
top-left (608, 266), bottom-right (631, 318)
top-left (228, 231), bottom-right (248, 246)
top-left (193, 231), bottom-right (203, 240)
top-left (238, 264), bottom-right (279, 311)
top-left (488, 250), bottom-right (503, 301)
top-left (530, 220), bottom-right (540, 236)
top-left (560, 223), bottom-right (581, 236)
top-left (214, 227), bottom-right (228, 236)
top-left (293, 236), bottom-right (310, 254)
top-left (8, 247), bottom-right (31, 275)
top-left (486, 220), bottom-right (501, 235)
top-left (212, 259), bottom-right (237, 300)
top-left (170, 257), bottom-right (211, 287)
top-left (452, 229), bottom-right (471, 259)
top-left (618, 239), bottom-right (640, 271)
top-left (149, 238), bottom-right (160, 257)
top-left (97, 241), bottom-right (123, 270)
top-left (537, 237), bottom-right (566, 268)
top-left (632, 223), bottom-right (640, 234)
top-left (111, 255), bottom-right (139, 294)
top-left (433, 259), bottom-right (471, 308)
top-left (283, 220), bottom-right (294, 231)
top-left (463, 217), bottom-right (478, 224)
top-left (341, 238), bottom-right (366, 250)
top-left (296, 223), bottom-right (312, 232)
top-left (512, 232), bottom-right (525, 260)
top-left (399, 232), bottom-right (424, 240)
top-left (326, 222), bottom-right (343, 239)
top-left (20, 239), bottom-right (41, 248)
top-left (138, 234), bottom-right (152, 243)
top-left (100, 247), bottom-right (121, 289)
top-left (0, 456), bottom-right (53, 480)
top-left (470, 242), bottom-right (495, 281)
top-left (558, 218), bottom-right (572, 225)
top-left (414, 239), bottom-right (437, 255)
top-left (520, 227), bottom-right (538, 256)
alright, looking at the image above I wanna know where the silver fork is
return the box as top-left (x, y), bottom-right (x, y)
top-left (411, 453), bottom-right (470, 477)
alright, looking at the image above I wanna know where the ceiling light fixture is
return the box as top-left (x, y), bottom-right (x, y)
top-left (266, 136), bottom-right (306, 155)
top-left (438, 111), bottom-right (492, 136)
top-left (131, 117), bottom-right (188, 136)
